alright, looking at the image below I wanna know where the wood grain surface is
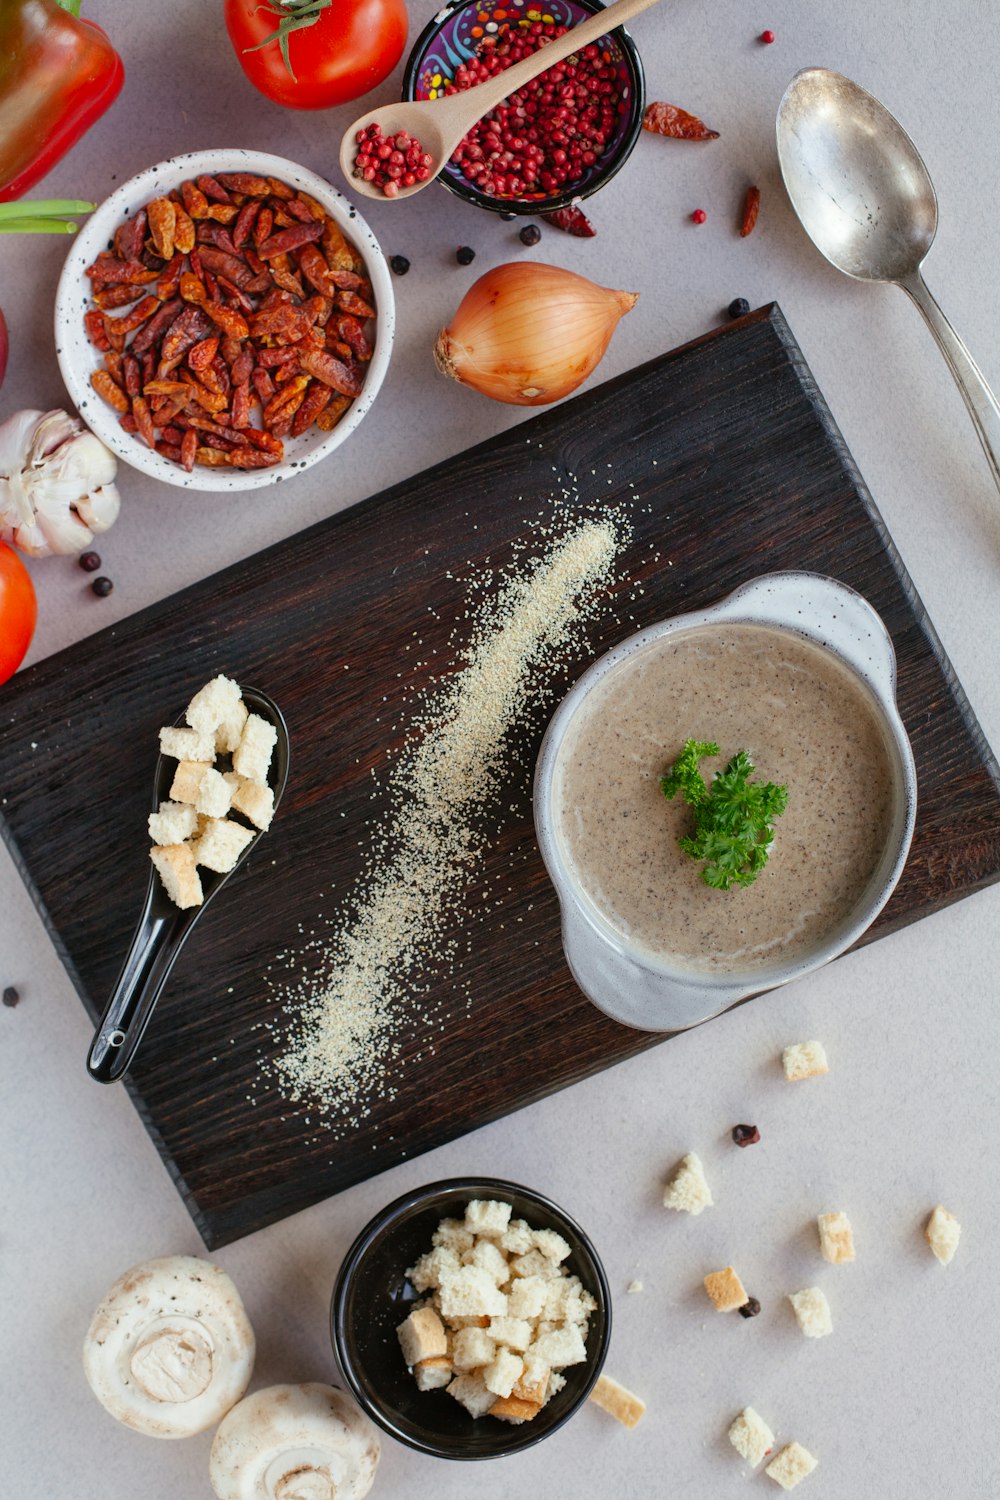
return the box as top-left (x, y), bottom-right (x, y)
top-left (3, 305), bottom-right (999, 1248)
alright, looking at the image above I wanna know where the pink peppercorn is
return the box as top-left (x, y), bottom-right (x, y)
top-left (760, 28), bottom-right (776, 43)
top-left (691, 208), bottom-right (707, 224)
top-left (354, 122), bottom-right (431, 197)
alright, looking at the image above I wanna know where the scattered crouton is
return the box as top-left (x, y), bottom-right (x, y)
top-left (663, 1152), bottom-right (713, 1215)
top-left (589, 1374), bottom-right (646, 1429)
top-left (765, 1441), bottom-right (818, 1489)
top-left (924, 1205), bottom-right (961, 1265)
top-left (788, 1287), bottom-right (832, 1338)
top-left (704, 1266), bottom-right (748, 1312)
top-left (782, 1041), bottom-right (828, 1080)
top-left (728, 1406), bottom-right (775, 1467)
top-left (817, 1211), bottom-right (855, 1264)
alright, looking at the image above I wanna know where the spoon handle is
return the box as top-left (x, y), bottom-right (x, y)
top-left (901, 270), bottom-right (1000, 495)
top-left (86, 896), bottom-right (182, 1084)
top-left (452, 0), bottom-right (661, 121)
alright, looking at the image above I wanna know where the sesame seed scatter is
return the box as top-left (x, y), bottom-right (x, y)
top-left (274, 517), bottom-right (626, 1118)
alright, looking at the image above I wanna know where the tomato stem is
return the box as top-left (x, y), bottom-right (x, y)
top-left (244, 0), bottom-right (333, 81)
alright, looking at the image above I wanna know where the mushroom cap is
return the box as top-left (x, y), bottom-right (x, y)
top-left (82, 1255), bottom-right (255, 1438)
top-left (209, 1383), bottom-right (381, 1500)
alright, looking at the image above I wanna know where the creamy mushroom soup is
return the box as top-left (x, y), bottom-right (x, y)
top-left (552, 624), bottom-right (896, 973)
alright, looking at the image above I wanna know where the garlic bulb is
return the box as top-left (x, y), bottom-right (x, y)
top-left (434, 261), bottom-right (638, 406)
top-left (0, 408), bottom-right (120, 556)
top-left (82, 1255), bottom-right (255, 1438)
top-left (210, 1384), bottom-right (380, 1500)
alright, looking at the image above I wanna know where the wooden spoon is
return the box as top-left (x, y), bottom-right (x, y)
top-left (339, 0), bottom-right (662, 202)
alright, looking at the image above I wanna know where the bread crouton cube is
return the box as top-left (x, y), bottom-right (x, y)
top-left (509, 1249), bottom-right (558, 1280)
top-left (817, 1211), bottom-right (855, 1264)
top-left (195, 766), bottom-right (233, 819)
top-left (451, 1326), bottom-right (496, 1371)
top-left (414, 1357), bottom-right (453, 1391)
top-left (148, 801), bottom-right (198, 846)
top-left (704, 1266), bottom-right (748, 1312)
top-left (482, 1347), bottom-right (524, 1399)
top-left (233, 713), bottom-right (277, 785)
top-left (782, 1040), bottom-right (829, 1081)
top-left (728, 1406), bottom-right (775, 1467)
top-left (488, 1316), bottom-right (532, 1352)
top-left (520, 1351), bottom-right (550, 1389)
top-left (224, 772), bottom-right (274, 831)
top-left (447, 1373), bottom-right (496, 1419)
top-left (150, 844), bottom-right (203, 909)
top-left (529, 1323), bottom-right (587, 1368)
top-left (788, 1287), bottom-right (832, 1338)
top-left (437, 1266), bottom-right (507, 1321)
top-left (170, 759), bottom-right (209, 806)
top-left (193, 817), bottom-right (254, 873)
top-left (464, 1199), bottom-right (512, 1238)
top-left (765, 1441), bottom-right (818, 1489)
top-left (215, 697), bottom-right (249, 755)
top-left (546, 1371), bottom-right (566, 1400)
top-left (663, 1152), bottom-right (713, 1215)
top-left (397, 1305), bottom-right (448, 1368)
top-left (499, 1218), bottom-right (534, 1255)
top-left (507, 1276), bottom-right (547, 1321)
top-left (407, 1246), bottom-right (460, 1293)
top-left (925, 1205), bottom-right (961, 1265)
top-left (489, 1393), bottom-right (541, 1424)
top-left (462, 1238), bottom-right (509, 1285)
top-left (158, 726), bottom-right (216, 762)
top-left (589, 1374), bottom-right (646, 1429)
top-left (531, 1227), bottom-right (571, 1264)
top-left (432, 1218), bottom-right (475, 1255)
top-left (186, 674), bottom-right (243, 737)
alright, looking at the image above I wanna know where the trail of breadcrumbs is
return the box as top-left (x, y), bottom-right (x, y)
top-left (275, 518), bottom-right (624, 1119)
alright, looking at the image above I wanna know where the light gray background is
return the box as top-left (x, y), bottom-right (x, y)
top-left (1, 2), bottom-right (997, 1496)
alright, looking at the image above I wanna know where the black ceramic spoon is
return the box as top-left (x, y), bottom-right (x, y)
top-left (86, 687), bottom-right (290, 1084)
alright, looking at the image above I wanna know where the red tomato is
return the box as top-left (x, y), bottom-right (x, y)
top-left (0, 542), bottom-right (36, 685)
top-left (224, 0), bottom-right (408, 111)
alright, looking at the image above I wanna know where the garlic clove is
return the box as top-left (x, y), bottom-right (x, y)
top-left (209, 1384), bottom-right (380, 1500)
top-left (0, 407), bottom-right (120, 557)
top-left (83, 1255), bottom-right (255, 1438)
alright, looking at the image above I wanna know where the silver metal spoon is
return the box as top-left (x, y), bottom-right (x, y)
top-left (777, 67), bottom-right (1000, 495)
top-left (339, 0), bottom-right (662, 202)
top-left (86, 687), bottom-right (290, 1084)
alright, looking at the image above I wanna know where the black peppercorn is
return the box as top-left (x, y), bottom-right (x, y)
top-left (2, 985), bottom-right (20, 1008)
top-left (738, 1297), bottom-right (761, 1319)
top-left (519, 224), bottom-right (542, 246)
top-left (91, 576), bottom-right (114, 597)
top-left (456, 245), bottom-right (476, 265)
top-left (389, 254), bottom-right (410, 276)
top-left (727, 297), bottom-right (751, 320)
top-left (79, 550), bottom-right (101, 572)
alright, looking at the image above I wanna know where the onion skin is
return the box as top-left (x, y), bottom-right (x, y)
top-left (434, 261), bottom-right (638, 406)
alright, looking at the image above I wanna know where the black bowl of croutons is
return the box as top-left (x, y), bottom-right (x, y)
top-left (331, 1176), bottom-right (611, 1458)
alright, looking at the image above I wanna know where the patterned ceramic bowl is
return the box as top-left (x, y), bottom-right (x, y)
top-left (401, 0), bottom-right (645, 216)
top-left (54, 150), bottom-right (394, 492)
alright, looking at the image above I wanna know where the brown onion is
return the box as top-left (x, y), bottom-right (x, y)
top-left (433, 261), bottom-right (638, 406)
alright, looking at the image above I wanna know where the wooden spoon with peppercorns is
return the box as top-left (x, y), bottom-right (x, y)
top-left (338, 0), bottom-right (663, 202)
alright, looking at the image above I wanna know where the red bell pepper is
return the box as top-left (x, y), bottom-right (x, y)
top-left (0, 0), bottom-right (124, 202)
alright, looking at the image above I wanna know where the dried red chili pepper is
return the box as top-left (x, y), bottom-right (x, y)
top-left (642, 102), bottom-right (720, 141)
top-left (540, 206), bottom-right (596, 238)
top-left (257, 221), bottom-right (324, 259)
top-left (740, 184), bottom-right (761, 238)
top-left (0, 0), bottom-right (124, 201)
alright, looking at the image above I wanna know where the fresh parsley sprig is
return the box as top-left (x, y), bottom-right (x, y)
top-left (660, 739), bottom-right (788, 890)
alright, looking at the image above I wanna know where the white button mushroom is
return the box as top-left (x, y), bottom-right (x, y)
top-left (209, 1384), bottom-right (380, 1500)
top-left (82, 1255), bottom-right (255, 1438)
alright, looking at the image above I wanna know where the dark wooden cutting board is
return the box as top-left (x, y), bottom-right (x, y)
top-left (4, 305), bottom-right (999, 1248)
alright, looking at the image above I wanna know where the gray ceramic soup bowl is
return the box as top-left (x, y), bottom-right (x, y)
top-left (534, 572), bottom-right (917, 1032)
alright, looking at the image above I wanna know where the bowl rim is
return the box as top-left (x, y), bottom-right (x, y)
top-left (533, 571), bottom-right (918, 1031)
top-left (330, 1174), bottom-right (612, 1459)
top-left (53, 148), bottom-right (395, 492)
top-left (401, 0), bottom-right (646, 217)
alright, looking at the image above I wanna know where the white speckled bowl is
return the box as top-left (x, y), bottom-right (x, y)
top-left (534, 572), bottom-right (918, 1032)
top-left (54, 150), bottom-right (394, 491)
